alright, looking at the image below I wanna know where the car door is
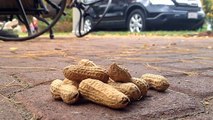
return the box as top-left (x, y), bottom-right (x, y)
top-left (93, 0), bottom-right (127, 22)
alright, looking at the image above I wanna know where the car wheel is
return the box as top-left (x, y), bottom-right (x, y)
top-left (190, 21), bottom-right (204, 30)
top-left (84, 16), bottom-right (93, 33)
top-left (128, 9), bottom-right (146, 32)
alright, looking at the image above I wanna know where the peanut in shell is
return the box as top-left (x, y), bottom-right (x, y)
top-left (77, 59), bottom-right (97, 67)
top-left (108, 80), bottom-right (142, 101)
top-left (63, 78), bottom-right (79, 88)
top-left (141, 74), bottom-right (169, 92)
top-left (79, 78), bottom-right (130, 109)
top-left (63, 65), bottom-right (109, 83)
top-left (50, 79), bottom-right (63, 100)
top-left (50, 79), bottom-right (79, 104)
top-left (59, 84), bottom-right (79, 104)
top-left (108, 63), bottom-right (131, 82)
top-left (130, 77), bottom-right (148, 97)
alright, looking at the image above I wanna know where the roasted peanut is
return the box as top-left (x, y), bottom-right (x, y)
top-left (78, 59), bottom-right (97, 67)
top-left (141, 74), bottom-right (169, 92)
top-left (108, 63), bottom-right (131, 82)
top-left (63, 65), bottom-right (109, 83)
top-left (108, 80), bottom-right (142, 101)
top-left (50, 79), bottom-right (79, 104)
top-left (79, 79), bottom-right (130, 109)
top-left (63, 78), bottom-right (79, 88)
top-left (59, 84), bottom-right (79, 104)
top-left (50, 79), bottom-right (63, 100)
top-left (130, 77), bottom-right (149, 97)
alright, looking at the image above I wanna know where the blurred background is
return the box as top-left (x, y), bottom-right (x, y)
top-left (52, 0), bottom-right (213, 33)
top-left (1, 0), bottom-right (212, 36)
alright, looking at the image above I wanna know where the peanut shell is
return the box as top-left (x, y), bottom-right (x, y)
top-left (130, 77), bottom-right (148, 97)
top-left (59, 84), bottom-right (79, 104)
top-left (78, 59), bottom-right (97, 67)
top-left (50, 79), bottom-right (79, 104)
top-left (108, 80), bottom-right (142, 101)
top-left (108, 63), bottom-right (131, 82)
top-left (50, 79), bottom-right (63, 100)
top-left (79, 79), bottom-right (130, 109)
top-left (63, 78), bottom-right (79, 88)
top-left (63, 65), bottom-right (109, 83)
top-left (141, 74), bottom-right (169, 92)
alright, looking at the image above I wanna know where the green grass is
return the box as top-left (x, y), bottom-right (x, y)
top-left (89, 23), bottom-right (208, 37)
top-left (88, 28), bottom-right (210, 37)
top-left (88, 25), bottom-right (209, 37)
top-left (17, 28), bottom-right (208, 38)
top-left (89, 30), bottom-right (198, 36)
top-left (39, 30), bottom-right (204, 37)
top-left (18, 23), bottom-right (209, 38)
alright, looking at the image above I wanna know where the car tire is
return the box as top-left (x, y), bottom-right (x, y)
top-left (84, 16), bottom-right (93, 33)
top-left (127, 9), bottom-right (146, 32)
top-left (190, 21), bottom-right (204, 30)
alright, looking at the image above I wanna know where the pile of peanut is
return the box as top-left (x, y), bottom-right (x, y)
top-left (50, 59), bottom-right (170, 109)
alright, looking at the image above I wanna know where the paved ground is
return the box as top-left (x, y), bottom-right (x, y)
top-left (0, 36), bottom-right (212, 120)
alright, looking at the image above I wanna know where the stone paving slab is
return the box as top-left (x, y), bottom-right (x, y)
top-left (179, 97), bottom-right (213, 120)
top-left (201, 69), bottom-right (213, 77)
top-left (0, 58), bottom-right (56, 74)
top-left (0, 57), bottom-right (75, 77)
top-left (123, 63), bottom-right (184, 77)
top-left (155, 61), bottom-right (212, 71)
top-left (0, 37), bottom-right (213, 119)
top-left (75, 56), bottom-right (184, 77)
top-left (193, 59), bottom-right (213, 67)
top-left (0, 96), bottom-right (23, 120)
top-left (168, 76), bottom-right (213, 98)
top-left (14, 70), bottom-right (64, 86)
top-left (15, 84), bottom-right (203, 120)
top-left (34, 57), bottom-right (75, 69)
top-left (0, 57), bottom-right (72, 69)
top-left (0, 74), bottom-right (23, 96)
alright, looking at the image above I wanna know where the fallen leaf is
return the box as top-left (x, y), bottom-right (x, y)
top-left (207, 46), bottom-right (212, 49)
top-left (204, 101), bottom-right (210, 105)
top-left (9, 47), bottom-right (18, 51)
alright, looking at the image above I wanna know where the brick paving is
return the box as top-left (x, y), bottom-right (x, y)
top-left (0, 97), bottom-right (23, 120)
top-left (0, 36), bottom-right (212, 119)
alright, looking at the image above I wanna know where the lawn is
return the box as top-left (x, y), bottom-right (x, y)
top-left (27, 23), bottom-right (210, 38)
